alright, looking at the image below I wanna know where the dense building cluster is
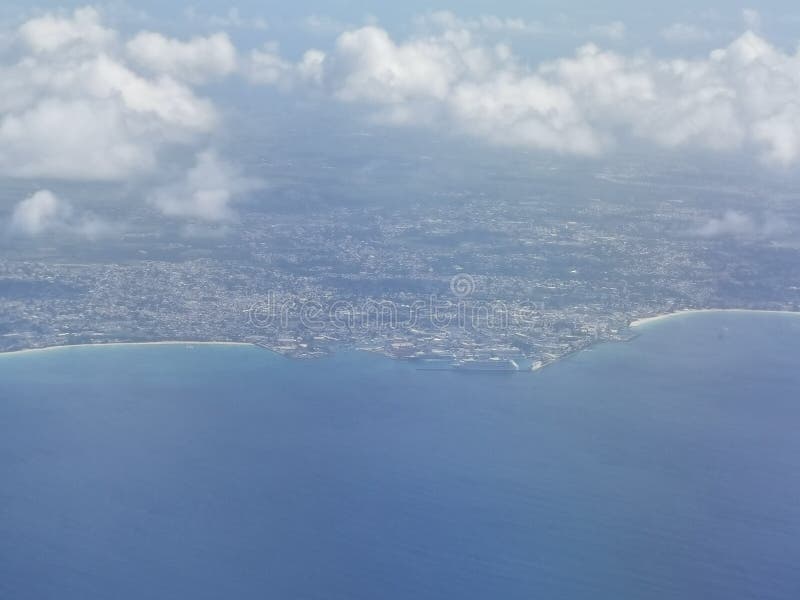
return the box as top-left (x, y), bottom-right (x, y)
top-left (2, 160), bottom-right (798, 368)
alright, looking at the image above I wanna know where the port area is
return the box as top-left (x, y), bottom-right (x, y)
top-left (413, 357), bottom-right (534, 373)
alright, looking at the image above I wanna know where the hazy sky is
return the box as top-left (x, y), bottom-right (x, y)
top-left (16, 0), bottom-right (792, 21)
top-left (4, 2), bottom-right (799, 40)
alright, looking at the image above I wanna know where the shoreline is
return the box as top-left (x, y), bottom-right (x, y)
top-left (0, 341), bottom-right (253, 358)
top-left (1, 308), bottom-right (798, 360)
top-left (629, 308), bottom-right (800, 328)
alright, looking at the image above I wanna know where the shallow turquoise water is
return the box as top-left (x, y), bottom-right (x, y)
top-left (1, 312), bottom-right (799, 599)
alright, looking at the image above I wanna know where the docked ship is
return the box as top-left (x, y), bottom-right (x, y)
top-left (452, 358), bottom-right (520, 373)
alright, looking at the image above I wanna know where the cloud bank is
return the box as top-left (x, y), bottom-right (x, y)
top-left (126, 31), bottom-right (238, 84)
top-left (0, 7), bottom-right (256, 229)
top-left (259, 22), bottom-right (800, 167)
top-left (3, 6), bottom-right (800, 238)
top-left (0, 7), bottom-right (222, 182)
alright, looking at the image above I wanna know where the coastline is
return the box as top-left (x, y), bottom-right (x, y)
top-left (0, 341), bottom-right (253, 358)
top-left (629, 308), bottom-right (800, 328)
top-left (2, 309), bottom-right (798, 361)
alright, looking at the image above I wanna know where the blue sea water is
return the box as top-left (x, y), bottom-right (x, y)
top-left (0, 311), bottom-right (799, 600)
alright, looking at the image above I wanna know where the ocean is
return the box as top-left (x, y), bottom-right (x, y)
top-left (1, 311), bottom-right (799, 600)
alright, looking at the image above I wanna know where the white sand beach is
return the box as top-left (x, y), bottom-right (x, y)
top-left (0, 341), bottom-right (252, 358)
top-left (629, 309), bottom-right (800, 328)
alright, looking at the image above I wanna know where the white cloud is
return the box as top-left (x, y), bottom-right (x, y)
top-left (5, 6), bottom-right (800, 231)
top-left (10, 190), bottom-right (66, 235)
top-left (0, 7), bottom-right (268, 225)
top-left (256, 24), bottom-right (800, 166)
top-left (126, 31), bottom-right (238, 84)
top-left (0, 7), bottom-right (218, 181)
top-left (17, 6), bottom-right (115, 54)
top-left (417, 12), bottom-right (627, 41)
top-left (331, 27), bottom-right (474, 105)
top-left (149, 150), bottom-right (262, 222)
top-left (0, 98), bottom-right (156, 180)
top-left (697, 211), bottom-right (789, 239)
top-left (245, 44), bottom-right (293, 85)
top-left (246, 44), bottom-right (325, 87)
top-left (10, 189), bottom-right (111, 238)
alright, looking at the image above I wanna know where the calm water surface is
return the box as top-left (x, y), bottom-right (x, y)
top-left (1, 312), bottom-right (799, 599)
